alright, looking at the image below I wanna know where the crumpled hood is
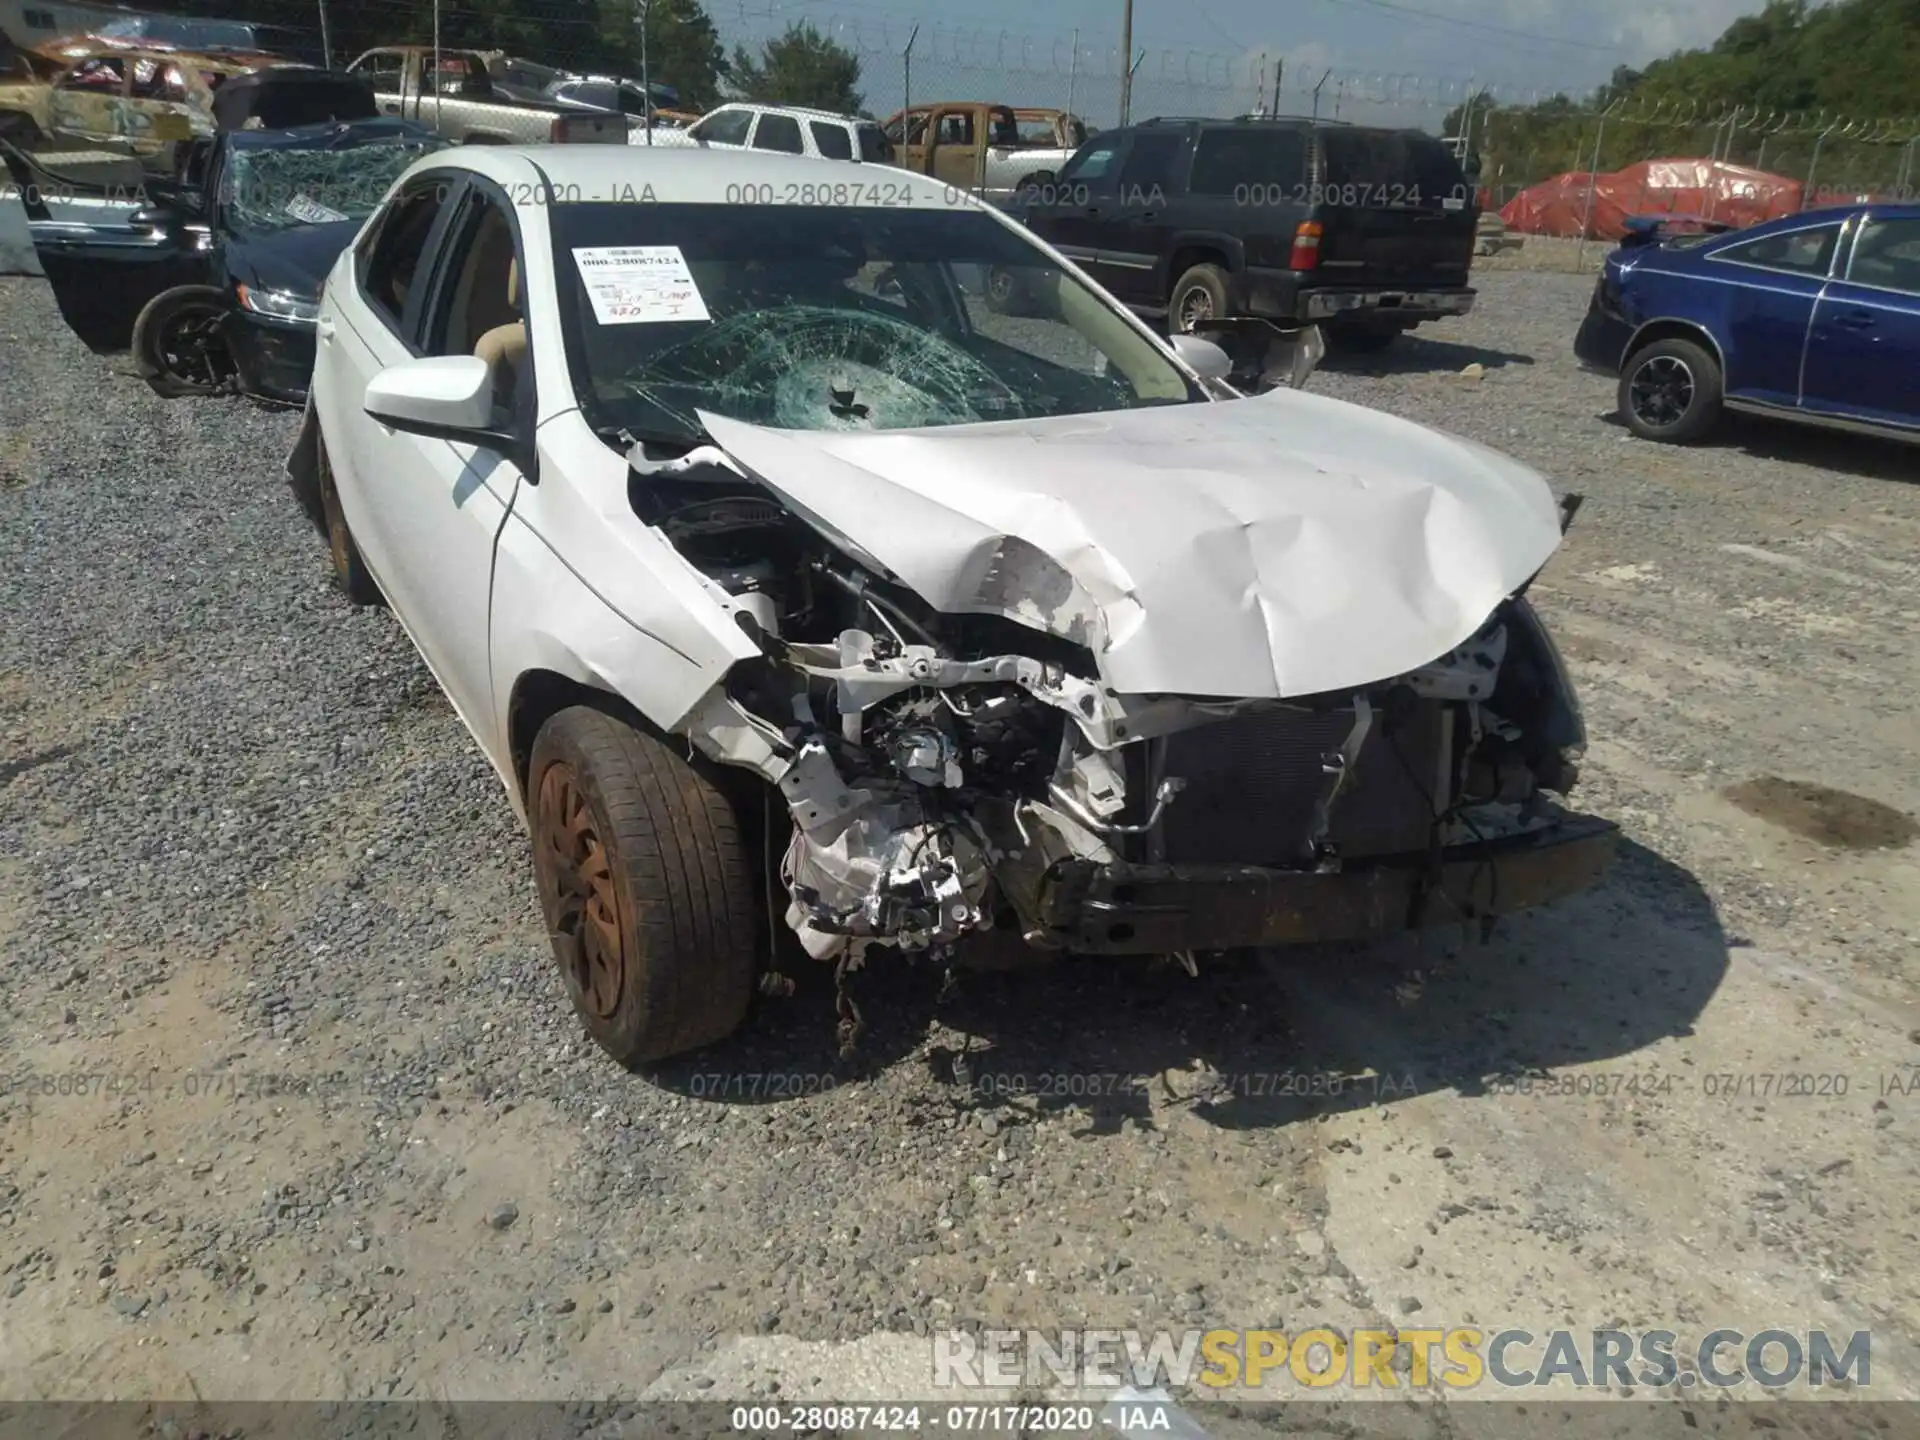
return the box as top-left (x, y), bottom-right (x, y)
top-left (697, 387), bottom-right (1565, 699)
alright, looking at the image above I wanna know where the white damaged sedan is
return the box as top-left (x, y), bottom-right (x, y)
top-left (289, 145), bottom-right (1615, 1066)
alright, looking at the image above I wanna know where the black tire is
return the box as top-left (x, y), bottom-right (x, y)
top-left (131, 284), bottom-right (237, 398)
top-left (1619, 336), bottom-right (1723, 444)
top-left (528, 706), bottom-right (758, 1068)
top-left (316, 431), bottom-right (382, 605)
top-left (1169, 262), bottom-right (1231, 334)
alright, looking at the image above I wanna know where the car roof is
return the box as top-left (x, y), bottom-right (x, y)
top-left (404, 144), bottom-right (973, 209)
top-left (712, 101), bottom-right (863, 124)
top-left (33, 35), bottom-right (284, 69)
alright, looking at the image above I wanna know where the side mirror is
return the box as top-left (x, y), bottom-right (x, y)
top-left (1167, 331), bottom-right (1233, 382)
top-left (364, 354), bottom-right (510, 447)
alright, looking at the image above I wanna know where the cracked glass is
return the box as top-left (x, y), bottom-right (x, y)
top-left (551, 202), bottom-right (1200, 444)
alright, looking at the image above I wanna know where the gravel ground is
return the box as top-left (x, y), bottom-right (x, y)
top-left (1, 267), bottom-right (1919, 1428)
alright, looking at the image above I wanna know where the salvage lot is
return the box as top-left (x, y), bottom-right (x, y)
top-left (1, 264), bottom-right (1918, 1415)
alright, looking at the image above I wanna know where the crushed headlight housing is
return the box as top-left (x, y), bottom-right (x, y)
top-left (235, 284), bottom-right (319, 324)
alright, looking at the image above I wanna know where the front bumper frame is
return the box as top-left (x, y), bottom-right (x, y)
top-left (1024, 813), bottom-right (1619, 953)
top-left (224, 309), bottom-right (317, 405)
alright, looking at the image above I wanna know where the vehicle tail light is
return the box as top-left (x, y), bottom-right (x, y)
top-left (1289, 220), bottom-right (1323, 271)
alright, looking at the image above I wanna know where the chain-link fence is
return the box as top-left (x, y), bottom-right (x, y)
top-left (26, 0), bottom-right (1918, 230)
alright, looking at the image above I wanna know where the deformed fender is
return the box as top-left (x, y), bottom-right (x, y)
top-left (487, 513), bottom-right (764, 820)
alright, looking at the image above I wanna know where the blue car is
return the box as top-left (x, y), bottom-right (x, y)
top-left (1574, 204), bottom-right (1920, 445)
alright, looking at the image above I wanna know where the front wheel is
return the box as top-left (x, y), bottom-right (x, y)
top-left (131, 284), bottom-right (237, 398)
top-left (528, 706), bottom-right (758, 1068)
top-left (1619, 336), bottom-right (1723, 443)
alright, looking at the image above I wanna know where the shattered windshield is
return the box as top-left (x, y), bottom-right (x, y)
top-left (224, 134), bottom-right (442, 237)
top-left (549, 203), bottom-right (1201, 442)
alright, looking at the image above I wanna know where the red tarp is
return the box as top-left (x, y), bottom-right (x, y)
top-left (1498, 158), bottom-right (1805, 240)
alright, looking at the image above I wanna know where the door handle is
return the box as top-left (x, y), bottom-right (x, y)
top-left (1834, 309), bottom-right (1874, 329)
top-left (316, 316), bottom-right (335, 342)
top-left (1138, 210), bottom-right (1158, 222)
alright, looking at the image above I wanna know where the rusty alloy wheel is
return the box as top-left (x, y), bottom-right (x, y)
top-left (535, 758), bottom-right (626, 1020)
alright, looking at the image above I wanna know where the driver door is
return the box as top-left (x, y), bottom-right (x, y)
top-left (324, 175), bottom-right (530, 739)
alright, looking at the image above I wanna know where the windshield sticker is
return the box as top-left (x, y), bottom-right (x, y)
top-left (285, 192), bottom-right (349, 224)
top-left (572, 245), bottom-right (710, 325)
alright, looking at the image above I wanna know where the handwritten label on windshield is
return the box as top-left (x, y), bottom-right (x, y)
top-left (284, 193), bottom-right (349, 224)
top-left (572, 244), bottom-right (710, 325)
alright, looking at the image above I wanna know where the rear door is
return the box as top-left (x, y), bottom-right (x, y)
top-left (1313, 127), bottom-right (1475, 288)
top-left (1802, 212), bottom-right (1920, 430)
top-left (1701, 218), bottom-right (1845, 406)
top-left (1183, 123), bottom-right (1306, 273)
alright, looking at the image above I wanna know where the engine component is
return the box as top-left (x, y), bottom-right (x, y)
top-left (776, 738), bottom-right (991, 960)
top-left (889, 725), bottom-right (962, 788)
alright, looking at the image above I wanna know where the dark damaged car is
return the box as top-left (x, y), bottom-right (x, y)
top-left (11, 76), bottom-right (444, 401)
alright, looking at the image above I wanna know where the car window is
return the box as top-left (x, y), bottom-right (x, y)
top-left (691, 108), bottom-right (751, 146)
top-left (1716, 223), bottom-right (1842, 277)
top-left (361, 180), bottom-right (451, 335)
top-left (1058, 136), bottom-right (1122, 187)
top-left (431, 192), bottom-right (526, 412)
top-left (857, 125), bottom-right (892, 163)
top-left (128, 57), bottom-right (189, 102)
top-left (1190, 128), bottom-right (1306, 195)
top-left (1320, 128), bottom-right (1467, 207)
top-left (357, 53), bottom-right (403, 95)
top-left (60, 56), bottom-right (126, 91)
top-left (1845, 217), bottom-right (1920, 295)
top-left (550, 201), bottom-right (1201, 445)
top-left (936, 111), bottom-right (974, 146)
top-left (1119, 131), bottom-right (1182, 190)
top-left (811, 121), bottom-right (853, 160)
top-left (753, 113), bottom-right (804, 154)
top-left (617, 85), bottom-right (650, 116)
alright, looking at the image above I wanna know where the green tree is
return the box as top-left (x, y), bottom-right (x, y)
top-left (730, 22), bottom-right (863, 113)
top-left (599, 0), bottom-right (730, 109)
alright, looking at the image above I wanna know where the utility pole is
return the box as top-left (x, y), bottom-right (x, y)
top-left (903, 24), bottom-right (918, 120)
top-left (1118, 0), bottom-right (1133, 125)
top-left (638, 0), bottom-right (652, 145)
top-left (317, 0), bottom-right (332, 69)
top-left (1067, 26), bottom-right (1078, 117)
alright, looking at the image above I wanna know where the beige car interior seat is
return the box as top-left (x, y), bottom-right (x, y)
top-left (472, 252), bottom-right (527, 413)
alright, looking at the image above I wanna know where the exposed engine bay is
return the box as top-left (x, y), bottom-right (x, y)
top-left (629, 440), bottom-right (1600, 989)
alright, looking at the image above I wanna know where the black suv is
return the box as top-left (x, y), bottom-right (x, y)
top-left (1017, 116), bottom-right (1479, 350)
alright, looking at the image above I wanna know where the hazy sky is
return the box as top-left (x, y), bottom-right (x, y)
top-left (726, 0), bottom-right (1776, 121)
